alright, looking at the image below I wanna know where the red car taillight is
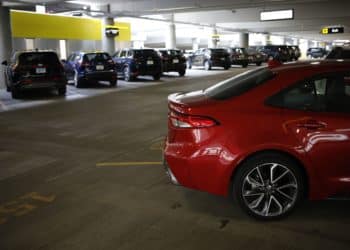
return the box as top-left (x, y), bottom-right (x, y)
top-left (169, 111), bottom-right (218, 128)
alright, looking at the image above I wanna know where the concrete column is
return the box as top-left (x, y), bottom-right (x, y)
top-left (192, 38), bottom-right (199, 51)
top-left (265, 34), bottom-right (272, 45)
top-left (280, 36), bottom-right (286, 45)
top-left (0, 6), bottom-right (12, 89)
top-left (101, 17), bottom-right (116, 55)
top-left (238, 32), bottom-right (249, 48)
top-left (165, 15), bottom-right (176, 49)
top-left (208, 26), bottom-right (218, 48)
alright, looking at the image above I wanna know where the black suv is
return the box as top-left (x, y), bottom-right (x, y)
top-left (187, 48), bottom-right (231, 70)
top-left (227, 47), bottom-right (249, 67)
top-left (326, 46), bottom-right (350, 59)
top-left (258, 45), bottom-right (291, 62)
top-left (63, 51), bottom-right (117, 88)
top-left (307, 47), bottom-right (327, 58)
top-left (112, 49), bottom-right (162, 81)
top-left (2, 51), bottom-right (67, 99)
top-left (158, 49), bottom-right (186, 76)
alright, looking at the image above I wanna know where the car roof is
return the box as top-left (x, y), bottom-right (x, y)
top-left (16, 50), bottom-right (57, 55)
top-left (270, 60), bottom-right (350, 73)
top-left (73, 51), bottom-right (108, 55)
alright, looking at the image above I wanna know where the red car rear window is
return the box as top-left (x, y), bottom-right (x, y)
top-left (205, 67), bottom-right (275, 100)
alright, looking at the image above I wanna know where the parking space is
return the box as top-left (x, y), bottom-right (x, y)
top-left (0, 68), bottom-right (244, 112)
top-left (1, 1), bottom-right (350, 249)
top-left (0, 67), bottom-right (350, 250)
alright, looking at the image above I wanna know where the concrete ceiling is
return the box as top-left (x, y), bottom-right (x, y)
top-left (2, 0), bottom-right (349, 42)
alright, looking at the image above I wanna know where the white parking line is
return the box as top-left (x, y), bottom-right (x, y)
top-left (0, 99), bottom-right (8, 111)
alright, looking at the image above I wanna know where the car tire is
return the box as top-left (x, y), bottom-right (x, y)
top-left (110, 79), bottom-right (117, 87)
top-left (204, 61), bottom-right (211, 71)
top-left (58, 86), bottom-right (66, 96)
top-left (256, 62), bottom-right (262, 66)
top-left (224, 64), bottom-right (230, 70)
top-left (11, 87), bottom-right (22, 99)
top-left (178, 70), bottom-right (186, 77)
top-left (123, 66), bottom-right (132, 82)
top-left (232, 152), bottom-right (305, 220)
top-left (242, 62), bottom-right (248, 68)
top-left (153, 73), bottom-right (161, 81)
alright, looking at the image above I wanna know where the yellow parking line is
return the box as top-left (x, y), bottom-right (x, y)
top-left (96, 161), bottom-right (163, 167)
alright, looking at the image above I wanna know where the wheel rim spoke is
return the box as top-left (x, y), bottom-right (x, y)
top-left (243, 190), bottom-right (264, 197)
top-left (242, 162), bottom-right (298, 217)
top-left (271, 195), bottom-right (283, 214)
top-left (256, 167), bottom-right (264, 186)
top-left (272, 169), bottom-right (289, 184)
top-left (248, 194), bottom-right (264, 209)
top-left (246, 176), bottom-right (264, 188)
top-left (276, 189), bottom-right (294, 201)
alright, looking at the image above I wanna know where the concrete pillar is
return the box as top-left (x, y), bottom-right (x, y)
top-left (192, 38), bottom-right (199, 51)
top-left (208, 26), bottom-right (218, 48)
top-left (101, 17), bottom-right (116, 55)
top-left (265, 34), bottom-right (272, 45)
top-left (280, 36), bottom-right (286, 45)
top-left (238, 32), bottom-right (249, 48)
top-left (0, 6), bottom-right (12, 89)
top-left (165, 14), bottom-right (176, 49)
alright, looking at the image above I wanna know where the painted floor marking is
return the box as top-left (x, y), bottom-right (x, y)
top-left (96, 161), bottom-right (163, 167)
top-left (0, 192), bottom-right (56, 225)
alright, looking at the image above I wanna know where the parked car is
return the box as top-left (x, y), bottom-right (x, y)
top-left (187, 48), bottom-right (231, 70)
top-left (246, 47), bottom-right (266, 66)
top-left (158, 49), bottom-right (186, 76)
top-left (164, 60), bottom-right (350, 220)
top-left (258, 45), bottom-right (291, 62)
top-left (287, 46), bottom-right (301, 60)
top-left (227, 47), bottom-right (249, 67)
top-left (326, 46), bottom-right (350, 59)
top-left (112, 49), bottom-right (162, 81)
top-left (183, 50), bottom-right (194, 60)
top-left (307, 47), bottom-right (328, 58)
top-left (1, 50), bottom-right (67, 99)
top-left (63, 51), bottom-right (117, 88)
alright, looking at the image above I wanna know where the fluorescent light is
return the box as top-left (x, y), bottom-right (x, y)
top-left (260, 9), bottom-right (294, 21)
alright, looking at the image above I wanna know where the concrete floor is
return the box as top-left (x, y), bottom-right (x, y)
top-left (0, 67), bottom-right (350, 250)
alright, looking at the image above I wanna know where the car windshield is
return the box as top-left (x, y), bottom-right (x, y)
top-left (133, 50), bottom-right (158, 57)
top-left (83, 53), bottom-right (111, 62)
top-left (204, 67), bottom-right (275, 100)
top-left (168, 50), bottom-right (182, 56)
top-left (210, 49), bottom-right (228, 55)
top-left (18, 52), bottom-right (60, 66)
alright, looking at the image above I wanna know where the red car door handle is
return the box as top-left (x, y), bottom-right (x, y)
top-left (297, 120), bottom-right (326, 130)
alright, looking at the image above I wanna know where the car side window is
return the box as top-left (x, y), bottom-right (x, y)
top-left (67, 54), bottom-right (75, 61)
top-left (267, 74), bottom-right (350, 113)
top-left (326, 75), bottom-right (350, 113)
top-left (120, 50), bottom-right (127, 58)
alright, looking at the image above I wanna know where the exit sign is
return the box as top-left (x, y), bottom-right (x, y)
top-left (322, 26), bottom-right (344, 34)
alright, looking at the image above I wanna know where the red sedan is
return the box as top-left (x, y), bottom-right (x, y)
top-left (164, 60), bottom-right (350, 220)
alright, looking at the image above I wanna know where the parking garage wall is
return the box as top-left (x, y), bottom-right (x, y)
top-left (12, 38), bottom-right (103, 59)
